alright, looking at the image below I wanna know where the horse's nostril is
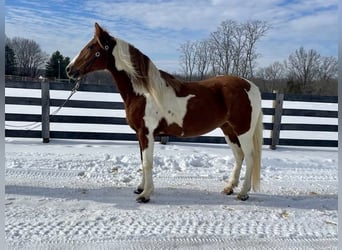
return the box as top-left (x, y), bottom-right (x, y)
top-left (66, 66), bottom-right (70, 73)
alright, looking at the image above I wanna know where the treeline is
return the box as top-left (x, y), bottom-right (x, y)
top-left (5, 36), bottom-right (70, 80)
top-left (178, 19), bottom-right (337, 95)
top-left (255, 48), bottom-right (337, 95)
top-left (5, 20), bottom-right (337, 95)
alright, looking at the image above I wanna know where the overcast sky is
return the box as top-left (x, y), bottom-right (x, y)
top-left (5, 0), bottom-right (338, 73)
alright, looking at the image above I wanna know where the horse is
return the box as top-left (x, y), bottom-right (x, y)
top-left (66, 23), bottom-right (263, 203)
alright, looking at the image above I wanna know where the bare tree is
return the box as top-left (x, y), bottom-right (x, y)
top-left (208, 20), bottom-right (270, 78)
top-left (318, 56), bottom-right (337, 81)
top-left (179, 19), bottom-right (270, 79)
top-left (209, 20), bottom-right (237, 75)
top-left (231, 23), bottom-right (247, 76)
top-left (9, 37), bottom-right (48, 77)
top-left (194, 39), bottom-right (211, 79)
top-left (265, 61), bottom-right (285, 79)
top-left (264, 61), bottom-right (286, 91)
top-left (242, 20), bottom-right (270, 78)
top-left (179, 41), bottom-right (196, 80)
top-left (287, 47), bottom-right (320, 87)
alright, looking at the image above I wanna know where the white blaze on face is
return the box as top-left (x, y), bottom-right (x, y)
top-left (68, 51), bottom-right (80, 68)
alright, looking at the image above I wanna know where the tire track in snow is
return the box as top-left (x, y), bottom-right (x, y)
top-left (6, 168), bottom-right (81, 179)
top-left (8, 237), bottom-right (338, 250)
top-left (6, 209), bottom-right (337, 249)
top-left (5, 179), bottom-right (337, 249)
top-left (6, 202), bottom-right (337, 249)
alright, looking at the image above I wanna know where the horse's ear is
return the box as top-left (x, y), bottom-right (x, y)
top-left (94, 23), bottom-right (105, 49)
top-left (95, 22), bottom-right (102, 37)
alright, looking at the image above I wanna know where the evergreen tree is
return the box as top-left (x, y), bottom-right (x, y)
top-left (45, 51), bottom-right (70, 80)
top-left (5, 44), bottom-right (17, 75)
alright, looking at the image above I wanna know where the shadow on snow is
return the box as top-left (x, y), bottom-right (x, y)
top-left (5, 184), bottom-right (337, 211)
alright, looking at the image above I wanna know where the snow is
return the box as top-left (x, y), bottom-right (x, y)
top-left (5, 138), bottom-right (337, 249)
top-left (5, 87), bottom-right (338, 249)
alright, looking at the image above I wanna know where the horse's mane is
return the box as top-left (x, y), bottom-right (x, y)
top-left (111, 37), bottom-right (182, 102)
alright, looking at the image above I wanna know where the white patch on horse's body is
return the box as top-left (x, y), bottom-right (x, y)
top-left (112, 38), bottom-right (136, 76)
top-left (111, 37), bottom-right (196, 130)
top-left (143, 90), bottom-right (194, 131)
top-left (143, 61), bottom-right (195, 130)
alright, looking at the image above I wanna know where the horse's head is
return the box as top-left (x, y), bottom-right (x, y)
top-left (66, 23), bottom-right (114, 80)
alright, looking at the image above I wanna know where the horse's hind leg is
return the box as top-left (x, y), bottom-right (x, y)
top-left (236, 132), bottom-right (254, 201)
top-left (221, 124), bottom-right (244, 195)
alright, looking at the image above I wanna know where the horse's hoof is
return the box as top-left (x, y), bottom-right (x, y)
top-left (134, 188), bottom-right (144, 194)
top-left (237, 194), bottom-right (249, 201)
top-left (136, 196), bottom-right (150, 203)
top-left (222, 189), bottom-right (234, 195)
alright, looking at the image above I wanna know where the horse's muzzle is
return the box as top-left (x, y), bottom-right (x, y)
top-left (65, 64), bottom-right (80, 80)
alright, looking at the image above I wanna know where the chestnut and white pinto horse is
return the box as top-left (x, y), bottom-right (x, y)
top-left (66, 23), bottom-right (263, 203)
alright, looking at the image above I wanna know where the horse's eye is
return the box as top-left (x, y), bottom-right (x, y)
top-left (88, 44), bottom-right (94, 50)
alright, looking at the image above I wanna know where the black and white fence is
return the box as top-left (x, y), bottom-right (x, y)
top-left (5, 80), bottom-right (338, 149)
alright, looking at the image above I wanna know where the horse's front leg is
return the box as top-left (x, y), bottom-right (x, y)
top-left (134, 146), bottom-right (145, 195)
top-left (135, 131), bottom-right (154, 203)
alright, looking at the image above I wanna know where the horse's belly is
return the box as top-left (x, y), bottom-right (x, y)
top-left (181, 110), bottom-right (226, 137)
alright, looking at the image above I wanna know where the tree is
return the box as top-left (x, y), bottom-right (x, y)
top-left (264, 61), bottom-right (286, 80)
top-left (193, 39), bottom-right (211, 79)
top-left (45, 51), bottom-right (70, 80)
top-left (256, 61), bottom-right (286, 92)
top-left (209, 20), bottom-right (237, 75)
top-left (179, 41), bottom-right (196, 80)
top-left (9, 37), bottom-right (48, 77)
top-left (287, 47), bottom-right (320, 87)
top-left (5, 44), bottom-right (16, 75)
top-left (179, 19), bottom-right (270, 79)
top-left (256, 48), bottom-right (338, 94)
top-left (242, 20), bottom-right (270, 78)
top-left (317, 56), bottom-right (337, 81)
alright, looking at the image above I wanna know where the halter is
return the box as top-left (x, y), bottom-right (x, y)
top-left (83, 44), bottom-right (110, 74)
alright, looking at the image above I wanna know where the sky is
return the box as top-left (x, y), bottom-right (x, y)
top-left (5, 0), bottom-right (338, 73)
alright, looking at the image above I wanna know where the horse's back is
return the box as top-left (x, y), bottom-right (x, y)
top-left (199, 75), bottom-right (255, 90)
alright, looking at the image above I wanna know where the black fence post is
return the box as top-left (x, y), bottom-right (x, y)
top-left (160, 136), bottom-right (169, 145)
top-left (41, 80), bottom-right (50, 143)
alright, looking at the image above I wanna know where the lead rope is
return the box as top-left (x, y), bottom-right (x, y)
top-left (5, 79), bottom-right (82, 131)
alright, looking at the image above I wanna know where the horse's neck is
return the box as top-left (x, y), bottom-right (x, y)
top-left (109, 63), bottom-right (185, 110)
top-left (109, 68), bottom-right (137, 104)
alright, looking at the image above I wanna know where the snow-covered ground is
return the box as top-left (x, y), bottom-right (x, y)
top-left (5, 87), bottom-right (338, 249)
top-left (5, 138), bottom-right (337, 249)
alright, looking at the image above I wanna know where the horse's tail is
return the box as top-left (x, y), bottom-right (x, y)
top-left (252, 110), bottom-right (263, 192)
